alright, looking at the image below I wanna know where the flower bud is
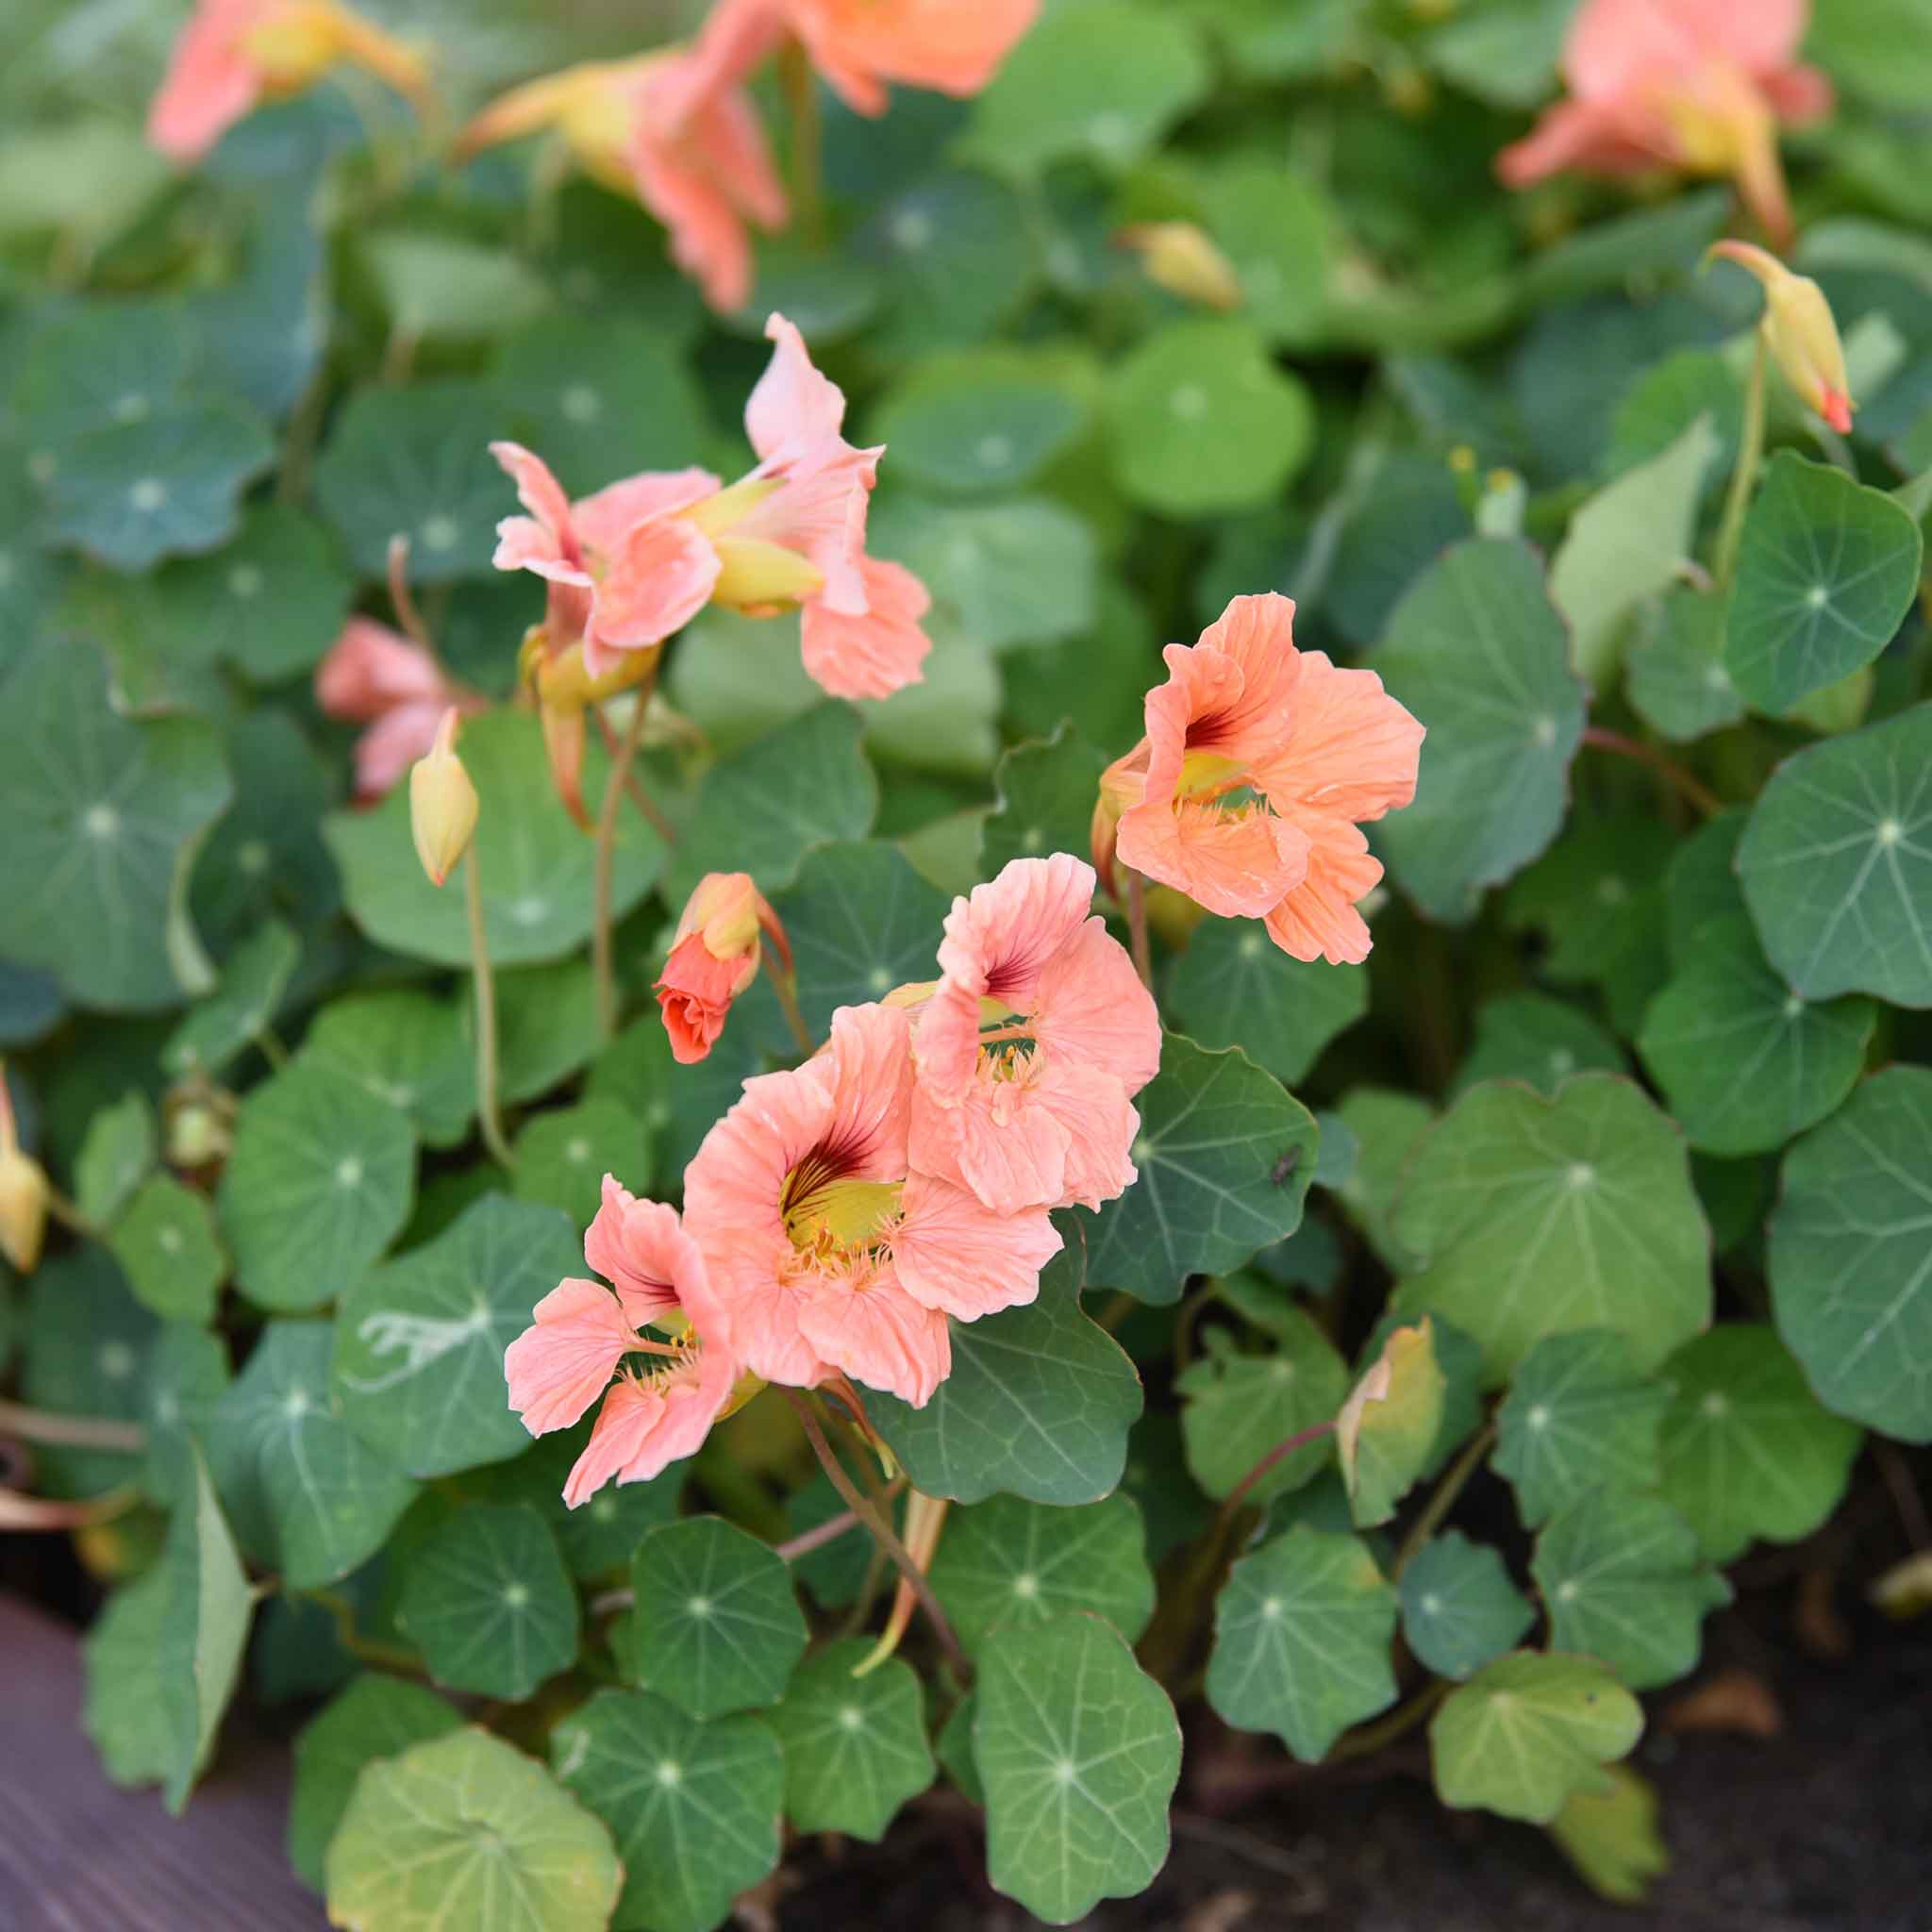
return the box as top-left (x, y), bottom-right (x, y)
top-left (708, 537), bottom-right (827, 615)
top-left (0, 1072), bottom-right (48, 1275)
top-left (1116, 223), bottom-right (1243, 312)
top-left (409, 707), bottom-right (479, 888)
top-left (1709, 240), bottom-right (1854, 432)
top-left (655, 873), bottom-right (790, 1064)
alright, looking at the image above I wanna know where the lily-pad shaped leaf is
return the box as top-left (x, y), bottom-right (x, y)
top-left (1374, 539), bottom-right (1587, 924)
top-left (1549, 1763), bottom-right (1670, 1905)
top-left (1665, 808), bottom-right (1750, 965)
top-left (109, 1174), bottom-right (226, 1322)
top-left (625, 1516), bottom-right (808, 1720)
top-left (1398, 1532), bottom-right (1535, 1681)
top-left (326, 708), bottom-right (665, 970)
top-left (44, 402), bottom-right (275, 571)
top-left (362, 231), bottom-right (552, 344)
top-left (74, 1091), bottom-right (157, 1227)
top-left (208, 1320), bottom-right (421, 1588)
top-left (1167, 922), bottom-right (1367, 1087)
top-left (162, 917), bottom-right (300, 1079)
top-left (1206, 1525), bottom-right (1399, 1761)
top-left (1637, 913), bottom-right (1876, 1156)
top-left (12, 297), bottom-right (195, 450)
top-left (1430, 1652), bottom-right (1643, 1824)
top-left (1391, 1074), bottom-right (1711, 1381)
top-left (0, 641), bottom-right (231, 1011)
top-left (550, 1689), bottom-right (783, 1932)
top-left (1724, 452), bottom-right (1923, 715)
top-left (142, 1322), bottom-right (232, 1507)
top-left (289, 1674), bottom-right (463, 1891)
top-left (929, 1492), bottom-right (1155, 1656)
top-left (1336, 1318), bottom-right (1445, 1527)
top-left (975, 1612), bottom-right (1182, 1924)
top-left (300, 990), bottom-right (474, 1148)
top-left (1626, 585), bottom-right (1743, 742)
top-left (311, 379), bottom-right (508, 582)
top-left (82, 1568), bottom-right (175, 1790)
top-left (980, 726), bottom-right (1108, 880)
top-left (325, 1728), bottom-right (621, 1932)
top-left (334, 1193), bottom-right (580, 1478)
top-left (869, 1241), bottom-right (1142, 1506)
top-left (1493, 1328), bottom-right (1669, 1527)
top-left (513, 1098), bottom-right (650, 1229)
top-left (218, 1063), bottom-right (415, 1312)
top-left (395, 1503), bottom-right (580, 1699)
top-left (1770, 1066), bottom-right (1932, 1440)
top-left (1088, 1034), bottom-right (1318, 1306)
top-left (871, 351), bottom-right (1091, 496)
top-left (1655, 1324), bottom-right (1862, 1563)
top-left (760, 1639), bottom-right (935, 1841)
top-left (24, 1248), bottom-right (156, 1499)
top-left (1737, 704), bottom-right (1932, 1008)
top-left (1178, 1306), bottom-right (1347, 1505)
top-left (1533, 1489), bottom-right (1730, 1689)
top-left (1331, 1087), bottom-right (1435, 1274)
top-left (1451, 992), bottom-right (1625, 1099)
top-left (479, 956), bottom-right (603, 1106)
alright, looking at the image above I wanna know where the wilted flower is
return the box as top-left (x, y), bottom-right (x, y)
top-left (315, 617), bottom-right (481, 801)
top-left (1709, 239), bottom-right (1854, 432)
top-left (408, 708), bottom-right (478, 888)
top-left (657, 873), bottom-right (792, 1065)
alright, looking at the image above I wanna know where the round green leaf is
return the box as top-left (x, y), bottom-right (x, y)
top-left (512, 1098), bottom-right (649, 1229)
top-left (208, 1320), bottom-right (420, 1587)
top-left (872, 352), bottom-right (1091, 496)
top-left (300, 990), bottom-right (474, 1149)
top-left (929, 1493), bottom-right (1155, 1656)
top-left (1391, 1074), bottom-right (1712, 1381)
top-left (1178, 1305), bottom-right (1347, 1505)
top-left (1626, 584), bottom-right (1743, 742)
top-left (1202, 157), bottom-right (1335, 346)
top-left (1374, 539), bottom-right (1588, 924)
top-left (218, 1063), bottom-right (415, 1312)
top-left (1430, 1652), bottom-right (1642, 1824)
top-left (1770, 1065), bottom-right (1932, 1439)
top-left (1655, 1324), bottom-right (1862, 1563)
top-left (759, 1639), bottom-right (935, 1841)
top-left (142, 1321), bottom-right (231, 1507)
top-left (1724, 452), bottom-right (1923, 715)
top-left (1638, 913), bottom-right (1876, 1155)
top-left (1206, 1525), bottom-right (1398, 1761)
top-left (1337, 1319), bottom-right (1446, 1527)
top-left (23, 1249), bottom-right (155, 1498)
top-left (1106, 319), bottom-right (1314, 515)
top-left (334, 1193), bottom-right (580, 1478)
top-left (363, 231), bottom-right (552, 344)
top-left (325, 708), bottom-right (667, 970)
top-left (1451, 992), bottom-right (1626, 1099)
top-left (162, 916), bottom-right (301, 1079)
top-left (395, 1503), bottom-right (580, 1699)
top-left (109, 1174), bottom-right (225, 1322)
top-left (1666, 808), bottom-right (1750, 966)
top-left (980, 726), bottom-right (1108, 879)
top-left (12, 298), bottom-right (194, 449)
top-left (625, 1516), bottom-right (808, 1719)
top-left (1332, 1086), bottom-right (1435, 1273)
top-left (83, 1568), bottom-right (174, 1790)
top-left (975, 1613), bottom-right (1182, 1924)
top-left (1168, 922), bottom-right (1367, 1086)
top-left (551, 1689), bottom-right (783, 1932)
top-left (1398, 1532), bottom-right (1535, 1680)
top-left (1738, 704), bottom-right (1932, 1007)
top-left (325, 1728), bottom-right (621, 1932)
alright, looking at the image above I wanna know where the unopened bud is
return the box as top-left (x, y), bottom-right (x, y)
top-left (409, 707), bottom-right (479, 887)
top-left (655, 873), bottom-right (790, 1064)
top-left (167, 1100), bottom-right (231, 1170)
top-left (1709, 240), bottom-right (1853, 432)
top-left (1116, 223), bottom-right (1243, 311)
top-left (0, 1070), bottom-right (48, 1275)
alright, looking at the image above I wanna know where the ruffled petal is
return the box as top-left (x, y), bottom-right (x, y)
top-left (583, 1179), bottom-right (692, 1323)
top-left (490, 439), bottom-right (575, 545)
top-left (892, 1174), bottom-right (1062, 1321)
top-left (1031, 915), bottom-right (1162, 1093)
top-left (800, 557), bottom-right (931, 699)
top-left (1117, 791), bottom-right (1310, 921)
top-left (148, 0), bottom-right (265, 161)
top-left (505, 1277), bottom-right (636, 1436)
top-left (572, 467), bottom-right (722, 557)
top-left (561, 1353), bottom-right (732, 1506)
top-left (934, 853), bottom-right (1095, 1005)
top-left (1249, 650), bottom-right (1425, 824)
top-left (745, 313), bottom-right (848, 460)
top-left (315, 618), bottom-right (449, 722)
top-left (797, 1264), bottom-right (951, 1406)
top-left (583, 515), bottom-right (722, 675)
top-left (730, 435), bottom-right (879, 615)
top-left (1262, 812), bottom-right (1385, 966)
top-left (1031, 1060), bottom-right (1141, 1212)
top-left (906, 1073), bottom-right (1071, 1216)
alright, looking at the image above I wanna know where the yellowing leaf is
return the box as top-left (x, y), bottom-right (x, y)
top-left (1548, 1764), bottom-right (1669, 1904)
top-left (1337, 1318), bottom-right (1446, 1527)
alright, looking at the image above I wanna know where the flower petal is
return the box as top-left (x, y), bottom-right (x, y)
top-left (505, 1277), bottom-right (636, 1436)
top-left (797, 1264), bottom-right (952, 1406)
top-left (800, 556), bottom-right (932, 700)
top-left (584, 515), bottom-right (722, 675)
top-left (583, 1179), bottom-right (695, 1323)
top-left (892, 1174), bottom-right (1062, 1321)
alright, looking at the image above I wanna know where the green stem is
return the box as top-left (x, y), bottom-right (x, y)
top-left (779, 42), bottom-right (824, 246)
top-left (771, 970), bottom-right (815, 1058)
top-left (1714, 328), bottom-right (1769, 591)
top-left (1392, 1420), bottom-right (1495, 1579)
top-left (592, 694), bottom-right (651, 1041)
top-left (1125, 870), bottom-right (1154, 990)
top-left (1329, 1678), bottom-right (1450, 1761)
top-left (464, 850), bottom-right (515, 1171)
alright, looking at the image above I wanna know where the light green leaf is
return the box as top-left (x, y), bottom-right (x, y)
top-left (1549, 1764), bottom-right (1670, 1904)
top-left (760, 1639), bottom-right (935, 1840)
top-left (1337, 1318), bottom-right (1445, 1527)
top-left (325, 1728), bottom-right (621, 1932)
top-left (980, 727), bottom-right (1108, 881)
top-left (485, 956), bottom-right (603, 1106)
top-left (1177, 1306), bottom-right (1347, 1505)
top-left (109, 1174), bottom-right (226, 1322)
top-left (1724, 452), bottom-right (1923, 715)
top-left (1167, 923), bottom-right (1367, 1086)
top-left (1206, 1525), bottom-right (1398, 1760)
top-left (512, 1098), bottom-right (650, 1230)
top-left (142, 1322), bottom-right (231, 1507)
top-left (1429, 1652), bottom-right (1643, 1824)
top-left (74, 1091), bottom-right (157, 1227)
top-left (871, 350), bottom-right (1091, 496)
top-left (1202, 157), bottom-right (1335, 347)
top-left (363, 231), bottom-right (552, 343)
top-left (1770, 1066), bottom-right (1932, 1439)
top-left (1737, 704), bottom-right (1932, 1007)
top-left (208, 1320), bottom-right (420, 1588)
top-left (333, 1193), bottom-right (580, 1478)
top-left (929, 1492), bottom-right (1155, 1655)
top-left (1532, 1489), bottom-right (1730, 1689)
top-left (13, 298), bottom-right (194, 448)
top-left (1374, 539), bottom-right (1587, 923)
top-left (1088, 1034), bottom-right (1318, 1306)
top-left (300, 990), bottom-right (474, 1149)
top-left (1331, 1087), bottom-right (1434, 1273)
top-left (773, 840), bottom-right (949, 1033)
top-left (1625, 585), bottom-right (1744, 741)
top-left (1451, 993), bottom-right (1625, 1099)
top-left (1666, 808), bottom-right (1750, 966)
top-left (162, 917), bottom-right (300, 1079)
top-left (625, 1516), bottom-right (808, 1719)
top-left (395, 1503), bottom-right (580, 1699)
top-left (551, 1690), bottom-right (783, 1932)
top-left (1391, 1075), bottom-right (1711, 1381)
top-left (1655, 1323), bottom-right (1862, 1562)
top-left (1493, 1328), bottom-right (1669, 1527)
top-left (975, 1613), bottom-right (1182, 1924)
top-left (218, 1063), bottom-right (415, 1312)
top-left (1397, 1532), bottom-right (1535, 1680)
top-left (1637, 913), bottom-right (1877, 1156)
top-left (860, 170), bottom-right (1040, 359)
top-left (82, 1568), bottom-right (174, 1790)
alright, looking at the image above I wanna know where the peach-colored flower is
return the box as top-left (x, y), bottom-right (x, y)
top-left (315, 617), bottom-right (481, 800)
top-left (1098, 594), bottom-right (1424, 967)
top-left (1495, 0), bottom-right (1832, 249)
top-left (504, 1188), bottom-right (745, 1507)
top-left (908, 856), bottom-right (1159, 1217)
top-left (656, 873), bottom-right (792, 1064)
top-left (684, 1003), bottom-right (1061, 1406)
top-left (149, 0), bottom-right (428, 163)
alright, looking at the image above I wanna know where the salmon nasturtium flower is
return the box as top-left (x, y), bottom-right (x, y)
top-left (1095, 593), bottom-right (1424, 966)
top-left (1709, 239), bottom-right (1855, 431)
top-left (505, 1186), bottom-right (752, 1507)
top-left (908, 855), bottom-right (1160, 1218)
top-left (657, 872), bottom-right (792, 1065)
top-left (149, 0), bottom-right (429, 162)
top-left (1495, 0), bottom-right (1832, 249)
top-left (685, 1002), bottom-right (1062, 1407)
top-left (315, 616), bottom-right (483, 801)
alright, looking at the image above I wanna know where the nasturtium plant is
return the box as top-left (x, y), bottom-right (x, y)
top-left (9, 0), bottom-right (1931, 1921)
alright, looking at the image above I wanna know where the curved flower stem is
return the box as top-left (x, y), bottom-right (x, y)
top-left (1580, 726), bottom-right (1722, 818)
top-left (779, 42), bottom-right (824, 246)
top-left (42, 1184), bottom-right (97, 1241)
top-left (0, 1399), bottom-right (145, 1454)
top-left (782, 1386), bottom-right (971, 1681)
top-left (463, 850), bottom-right (515, 1171)
top-left (386, 534), bottom-right (436, 655)
top-left (771, 971), bottom-right (815, 1058)
top-left (0, 1482), bottom-right (139, 1531)
top-left (592, 693), bottom-right (653, 1041)
top-left (1215, 1420), bottom-right (1336, 1535)
top-left (1392, 1420), bottom-right (1496, 1580)
top-left (1125, 870), bottom-right (1155, 990)
top-left (1714, 328), bottom-right (1769, 591)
